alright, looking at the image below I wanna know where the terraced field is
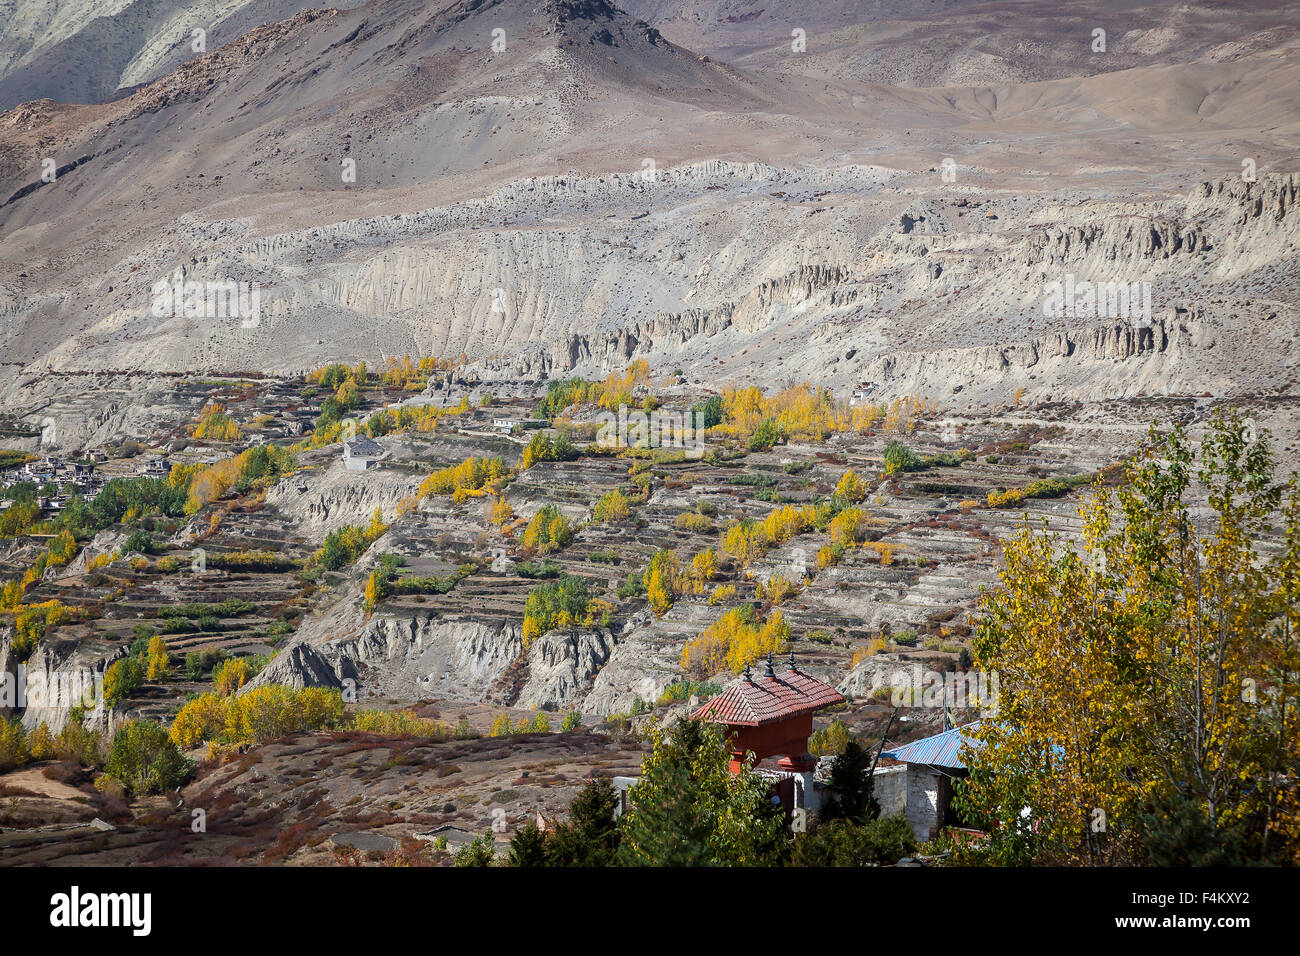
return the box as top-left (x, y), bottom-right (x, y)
top-left (3, 364), bottom-right (1295, 864)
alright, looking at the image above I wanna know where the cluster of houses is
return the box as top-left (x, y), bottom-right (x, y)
top-left (0, 453), bottom-right (110, 510)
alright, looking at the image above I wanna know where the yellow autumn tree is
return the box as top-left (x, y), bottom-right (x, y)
top-left (644, 549), bottom-right (682, 615)
top-left (828, 507), bottom-right (864, 548)
top-left (213, 657), bottom-right (253, 696)
top-left (834, 468), bottom-right (867, 502)
top-left (145, 636), bottom-right (169, 680)
top-left (192, 403), bottom-right (242, 441)
top-left (681, 607), bottom-right (790, 678)
top-left (170, 693), bottom-right (230, 748)
top-left (690, 549), bottom-right (718, 593)
top-left (488, 495), bottom-right (514, 529)
top-left (722, 519), bottom-right (765, 567)
top-left (959, 410), bottom-right (1300, 866)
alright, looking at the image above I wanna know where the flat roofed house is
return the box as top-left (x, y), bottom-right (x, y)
top-left (342, 436), bottom-right (385, 471)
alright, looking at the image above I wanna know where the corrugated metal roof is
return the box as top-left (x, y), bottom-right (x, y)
top-left (692, 665), bottom-right (845, 727)
top-left (880, 721), bottom-right (983, 769)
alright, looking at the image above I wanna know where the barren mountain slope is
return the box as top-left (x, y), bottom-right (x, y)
top-left (0, 0), bottom-right (1297, 420)
top-left (0, 0), bottom-right (378, 110)
top-left (623, 0), bottom-right (1300, 86)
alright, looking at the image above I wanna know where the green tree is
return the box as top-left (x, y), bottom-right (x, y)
top-left (508, 820), bottom-right (549, 866)
top-left (103, 656), bottom-right (145, 708)
top-left (883, 440), bottom-right (919, 475)
top-left (545, 776), bottom-right (621, 866)
top-left (748, 416), bottom-right (784, 451)
top-left (822, 739), bottom-right (878, 821)
top-left (105, 719), bottom-right (194, 795)
top-left (791, 815), bottom-right (916, 866)
top-left (618, 718), bottom-right (787, 866)
top-left (454, 833), bottom-right (497, 867)
top-left (690, 395), bottom-right (725, 429)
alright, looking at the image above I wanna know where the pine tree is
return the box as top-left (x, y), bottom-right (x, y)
top-left (546, 776), bottom-right (621, 866)
top-left (822, 739), bottom-right (878, 821)
top-left (618, 719), bottom-right (787, 866)
top-left (507, 820), bottom-right (549, 866)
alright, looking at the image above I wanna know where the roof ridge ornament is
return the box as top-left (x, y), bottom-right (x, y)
top-left (787, 648), bottom-right (797, 671)
top-left (763, 653), bottom-right (775, 678)
top-left (743, 662), bottom-right (753, 682)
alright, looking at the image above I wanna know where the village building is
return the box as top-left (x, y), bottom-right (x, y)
top-left (691, 652), bottom-right (846, 816)
top-left (25, 457), bottom-right (59, 480)
top-left (849, 382), bottom-right (878, 406)
top-left (491, 417), bottom-right (546, 433)
top-left (139, 456), bottom-right (171, 476)
top-left (880, 721), bottom-right (983, 841)
top-left (342, 436), bottom-right (385, 471)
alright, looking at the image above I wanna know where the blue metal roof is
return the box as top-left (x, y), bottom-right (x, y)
top-left (881, 721), bottom-right (983, 770)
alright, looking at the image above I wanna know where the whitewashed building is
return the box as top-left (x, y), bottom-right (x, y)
top-left (342, 436), bottom-right (384, 471)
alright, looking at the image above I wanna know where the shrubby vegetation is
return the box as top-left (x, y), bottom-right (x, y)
top-left (521, 575), bottom-right (611, 644)
top-left (191, 403), bottom-right (242, 441)
top-left (312, 508), bottom-right (388, 571)
top-left (365, 556), bottom-right (477, 612)
top-left (170, 686), bottom-right (344, 749)
top-left (985, 471), bottom-right (1095, 508)
top-left (521, 504), bottom-right (575, 554)
top-left (531, 361), bottom-right (654, 421)
top-left (592, 489), bottom-right (631, 524)
top-left (417, 456), bottom-right (506, 502)
top-left (105, 719), bottom-right (194, 796)
top-left (183, 444), bottom-right (296, 514)
top-left (520, 430), bottom-right (578, 469)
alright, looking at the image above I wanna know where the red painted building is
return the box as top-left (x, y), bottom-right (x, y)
top-left (692, 653), bottom-right (845, 812)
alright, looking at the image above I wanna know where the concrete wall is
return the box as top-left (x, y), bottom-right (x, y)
top-left (872, 764), bottom-right (907, 818)
top-left (905, 764), bottom-right (941, 841)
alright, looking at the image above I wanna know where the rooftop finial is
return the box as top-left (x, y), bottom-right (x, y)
top-left (743, 662), bottom-right (753, 682)
top-left (763, 653), bottom-right (775, 678)
top-left (787, 647), bottom-right (797, 671)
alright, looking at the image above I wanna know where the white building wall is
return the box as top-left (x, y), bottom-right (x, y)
top-left (905, 764), bottom-right (941, 842)
top-left (872, 764), bottom-right (908, 818)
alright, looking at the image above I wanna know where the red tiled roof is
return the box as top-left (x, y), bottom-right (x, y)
top-left (691, 666), bottom-right (845, 726)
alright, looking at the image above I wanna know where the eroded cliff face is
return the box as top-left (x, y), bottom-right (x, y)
top-left (0, 629), bottom-right (123, 734)
top-left (243, 615), bottom-right (520, 703)
top-left (246, 613), bottom-right (620, 714)
top-left (2, 160), bottom-right (1296, 421)
top-left (513, 628), bottom-right (614, 712)
top-left (262, 443), bottom-right (421, 536)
